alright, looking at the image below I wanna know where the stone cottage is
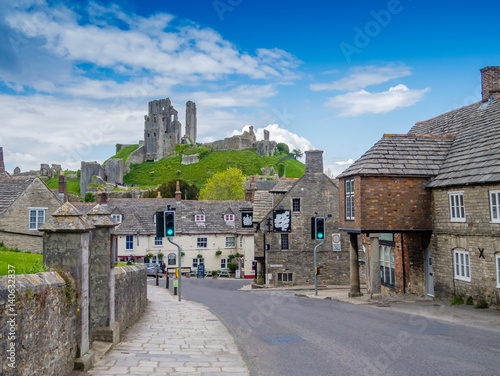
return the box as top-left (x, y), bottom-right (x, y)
top-left (338, 66), bottom-right (500, 304)
top-left (0, 176), bottom-right (62, 252)
top-left (253, 150), bottom-right (345, 287)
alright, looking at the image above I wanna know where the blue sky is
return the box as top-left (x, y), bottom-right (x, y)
top-left (1, 0), bottom-right (499, 176)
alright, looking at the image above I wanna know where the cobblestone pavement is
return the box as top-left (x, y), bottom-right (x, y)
top-left (88, 285), bottom-right (249, 375)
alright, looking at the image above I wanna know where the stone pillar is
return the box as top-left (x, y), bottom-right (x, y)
top-left (39, 202), bottom-right (96, 371)
top-left (87, 204), bottom-right (119, 344)
top-left (369, 233), bottom-right (381, 297)
top-left (348, 233), bottom-right (363, 297)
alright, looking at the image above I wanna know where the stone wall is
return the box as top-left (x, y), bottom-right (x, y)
top-left (114, 265), bottom-right (147, 330)
top-left (0, 272), bottom-right (77, 376)
top-left (181, 154), bottom-right (199, 165)
top-left (104, 159), bottom-right (124, 184)
top-left (431, 184), bottom-right (500, 304)
top-left (80, 162), bottom-right (104, 196)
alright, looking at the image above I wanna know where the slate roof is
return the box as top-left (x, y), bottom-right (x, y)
top-left (73, 198), bottom-right (253, 236)
top-left (269, 178), bottom-right (298, 193)
top-left (409, 96), bottom-right (500, 187)
top-left (337, 134), bottom-right (455, 178)
top-left (253, 191), bottom-right (273, 223)
top-left (0, 177), bottom-right (36, 215)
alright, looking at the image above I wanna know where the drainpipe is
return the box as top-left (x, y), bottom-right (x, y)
top-left (401, 233), bottom-right (406, 294)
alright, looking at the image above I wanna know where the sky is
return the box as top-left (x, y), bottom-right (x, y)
top-left (1, 0), bottom-right (500, 177)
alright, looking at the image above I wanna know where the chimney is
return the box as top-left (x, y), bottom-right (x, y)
top-left (245, 176), bottom-right (258, 203)
top-left (157, 191), bottom-right (161, 198)
top-left (175, 180), bottom-right (181, 202)
top-left (481, 66), bottom-right (500, 101)
top-left (58, 170), bottom-right (68, 202)
top-left (305, 150), bottom-right (324, 174)
top-left (96, 187), bottom-right (108, 205)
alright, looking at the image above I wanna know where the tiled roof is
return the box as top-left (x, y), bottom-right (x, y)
top-left (73, 198), bottom-right (253, 236)
top-left (0, 177), bottom-right (36, 215)
top-left (253, 191), bottom-right (273, 223)
top-left (337, 135), bottom-right (455, 178)
top-left (269, 178), bottom-right (298, 193)
top-left (410, 96), bottom-right (500, 187)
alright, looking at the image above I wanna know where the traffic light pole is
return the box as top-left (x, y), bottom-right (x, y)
top-left (314, 238), bottom-right (326, 296)
top-left (168, 237), bottom-right (182, 302)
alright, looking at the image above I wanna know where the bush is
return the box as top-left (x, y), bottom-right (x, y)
top-left (227, 262), bottom-right (238, 272)
top-left (475, 299), bottom-right (489, 309)
top-left (277, 143), bottom-right (290, 154)
top-left (84, 192), bottom-right (95, 202)
top-left (450, 295), bottom-right (464, 305)
top-left (466, 296), bottom-right (474, 305)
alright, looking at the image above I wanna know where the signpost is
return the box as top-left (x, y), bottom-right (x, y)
top-left (332, 233), bottom-right (341, 285)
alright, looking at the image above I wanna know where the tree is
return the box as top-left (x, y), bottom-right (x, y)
top-left (277, 143), bottom-right (290, 155)
top-left (143, 179), bottom-right (200, 199)
top-left (83, 192), bottom-right (95, 202)
top-left (292, 149), bottom-right (303, 160)
top-left (199, 167), bottom-right (245, 200)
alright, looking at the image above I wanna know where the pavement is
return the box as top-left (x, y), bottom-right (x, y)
top-left (87, 284), bottom-right (249, 376)
top-left (242, 283), bottom-right (500, 333)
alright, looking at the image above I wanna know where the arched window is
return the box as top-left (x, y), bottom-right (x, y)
top-left (168, 253), bottom-right (176, 265)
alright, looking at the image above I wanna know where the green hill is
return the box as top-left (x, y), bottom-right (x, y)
top-left (123, 147), bottom-right (305, 188)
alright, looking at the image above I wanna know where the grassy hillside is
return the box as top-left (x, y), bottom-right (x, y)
top-left (45, 176), bottom-right (80, 195)
top-left (123, 148), bottom-right (305, 188)
top-left (105, 144), bottom-right (139, 164)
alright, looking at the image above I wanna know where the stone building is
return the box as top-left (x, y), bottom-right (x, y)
top-left (0, 176), bottom-right (62, 252)
top-left (73, 192), bottom-right (256, 277)
top-left (338, 66), bottom-right (500, 304)
top-left (253, 150), bottom-right (344, 287)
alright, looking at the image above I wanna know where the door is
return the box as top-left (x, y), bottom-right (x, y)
top-left (425, 249), bottom-right (434, 297)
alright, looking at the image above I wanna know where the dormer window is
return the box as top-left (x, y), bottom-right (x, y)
top-left (112, 214), bottom-right (122, 224)
top-left (224, 214), bottom-right (235, 222)
top-left (195, 214), bottom-right (205, 222)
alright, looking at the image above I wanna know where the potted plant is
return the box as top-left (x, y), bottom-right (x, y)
top-left (228, 262), bottom-right (238, 276)
top-left (145, 253), bottom-right (154, 263)
top-left (158, 252), bottom-right (164, 260)
top-left (215, 250), bottom-right (222, 256)
top-left (212, 270), bottom-right (218, 279)
top-left (197, 253), bottom-right (203, 259)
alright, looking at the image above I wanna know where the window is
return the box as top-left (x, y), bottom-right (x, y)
top-left (225, 236), bottom-right (236, 248)
top-left (192, 258), bottom-right (204, 268)
top-left (454, 249), bottom-right (471, 282)
top-left (281, 234), bottom-right (289, 250)
top-left (490, 191), bottom-right (500, 223)
top-left (240, 236), bottom-right (243, 247)
top-left (111, 214), bottom-right (122, 223)
top-left (224, 214), bottom-right (235, 222)
top-left (29, 208), bottom-right (46, 230)
top-left (154, 237), bottom-right (163, 246)
top-left (168, 253), bottom-right (176, 265)
top-left (195, 214), bottom-right (205, 222)
top-left (449, 191), bottom-right (465, 222)
top-left (126, 235), bottom-right (134, 250)
top-left (277, 272), bottom-right (293, 282)
top-left (221, 258), bottom-right (228, 269)
top-left (197, 237), bottom-right (208, 248)
top-left (345, 178), bottom-right (354, 220)
top-left (292, 198), bottom-right (300, 212)
top-left (380, 246), bottom-right (395, 288)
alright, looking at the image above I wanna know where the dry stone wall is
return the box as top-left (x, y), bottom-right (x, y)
top-left (114, 265), bottom-right (147, 330)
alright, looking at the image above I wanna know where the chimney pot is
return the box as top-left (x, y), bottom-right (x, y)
top-left (175, 180), bottom-right (181, 202)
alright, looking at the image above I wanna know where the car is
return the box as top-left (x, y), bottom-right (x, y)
top-left (145, 263), bottom-right (163, 278)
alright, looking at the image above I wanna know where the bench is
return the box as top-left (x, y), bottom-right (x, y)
top-left (218, 270), bottom-right (231, 278)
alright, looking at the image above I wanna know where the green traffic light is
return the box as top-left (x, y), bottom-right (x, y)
top-left (167, 229), bottom-right (173, 236)
top-left (318, 233), bottom-right (324, 239)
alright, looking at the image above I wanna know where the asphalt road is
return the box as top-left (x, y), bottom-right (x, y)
top-left (150, 277), bottom-right (500, 376)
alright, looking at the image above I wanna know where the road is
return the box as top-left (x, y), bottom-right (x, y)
top-left (150, 277), bottom-right (500, 376)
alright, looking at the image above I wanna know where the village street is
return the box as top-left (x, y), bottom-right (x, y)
top-left (152, 278), bottom-right (500, 376)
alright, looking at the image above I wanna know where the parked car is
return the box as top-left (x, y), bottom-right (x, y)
top-left (145, 263), bottom-right (163, 278)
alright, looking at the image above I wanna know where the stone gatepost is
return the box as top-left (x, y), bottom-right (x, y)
top-left (87, 204), bottom-right (119, 344)
top-left (39, 202), bottom-right (95, 371)
top-left (348, 233), bottom-right (363, 297)
top-left (368, 233), bottom-right (382, 297)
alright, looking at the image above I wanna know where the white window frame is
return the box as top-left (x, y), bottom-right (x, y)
top-left (496, 254), bottom-right (500, 288)
top-left (192, 257), bottom-right (205, 268)
top-left (224, 214), bottom-right (235, 222)
top-left (345, 178), bottom-right (354, 220)
top-left (197, 237), bottom-right (208, 248)
top-left (126, 235), bottom-right (134, 250)
top-left (195, 214), bottom-right (205, 222)
top-left (220, 258), bottom-right (229, 269)
top-left (449, 191), bottom-right (466, 222)
top-left (225, 236), bottom-right (236, 248)
top-left (112, 214), bottom-right (122, 223)
top-left (380, 246), bottom-right (395, 288)
top-left (28, 207), bottom-right (47, 230)
top-left (454, 249), bottom-right (471, 282)
top-left (490, 190), bottom-right (500, 223)
top-left (154, 237), bottom-right (163, 246)
top-left (167, 253), bottom-right (176, 265)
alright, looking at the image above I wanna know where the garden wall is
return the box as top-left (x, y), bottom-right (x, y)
top-left (114, 265), bottom-right (148, 331)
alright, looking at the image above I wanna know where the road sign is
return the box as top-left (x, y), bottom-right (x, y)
top-left (332, 233), bottom-right (341, 251)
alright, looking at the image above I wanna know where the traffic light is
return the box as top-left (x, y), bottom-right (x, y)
top-left (165, 210), bottom-right (175, 237)
top-left (315, 217), bottom-right (325, 240)
top-left (155, 211), bottom-right (165, 238)
top-left (315, 267), bottom-right (320, 276)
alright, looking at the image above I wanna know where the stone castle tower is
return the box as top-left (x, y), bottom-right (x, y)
top-left (144, 98), bottom-right (197, 161)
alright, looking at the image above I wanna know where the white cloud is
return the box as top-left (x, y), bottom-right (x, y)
top-left (324, 161), bottom-right (354, 179)
top-left (325, 84), bottom-right (430, 117)
top-left (336, 158), bottom-right (354, 165)
top-left (310, 64), bottom-right (411, 91)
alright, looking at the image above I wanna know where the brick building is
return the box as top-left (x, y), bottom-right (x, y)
top-left (253, 150), bottom-right (345, 287)
top-left (338, 66), bottom-right (500, 304)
